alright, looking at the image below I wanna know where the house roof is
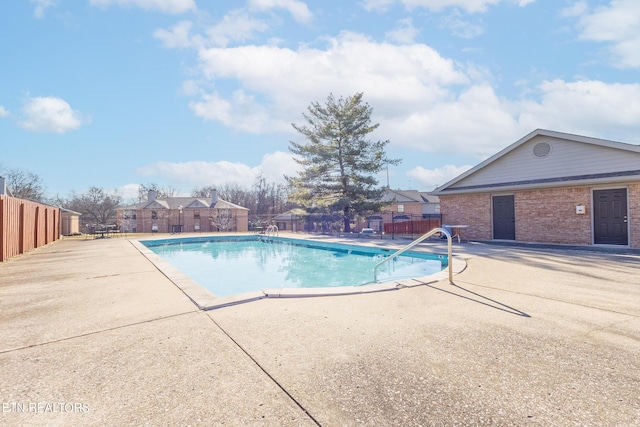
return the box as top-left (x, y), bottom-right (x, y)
top-left (60, 207), bottom-right (83, 216)
top-left (119, 196), bottom-right (249, 211)
top-left (383, 189), bottom-right (440, 203)
top-left (272, 209), bottom-right (307, 220)
top-left (431, 129), bottom-right (640, 195)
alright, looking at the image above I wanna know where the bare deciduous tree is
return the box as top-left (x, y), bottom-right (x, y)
top-left (0, 166), bottom-right (47, 202)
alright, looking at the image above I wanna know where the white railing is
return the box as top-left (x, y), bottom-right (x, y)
top-left (373, 228), bottom-right (453, 284)
top-left (264, 224), bottom-right (278, 237)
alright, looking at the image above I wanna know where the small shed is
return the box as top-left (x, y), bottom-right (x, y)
top-left (60, 208), bottom-right (82, 236)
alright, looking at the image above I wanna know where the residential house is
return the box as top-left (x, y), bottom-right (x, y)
top-left (430, 129), bottom-right (640, 248)
top-left (117, 190), bottom-right (249, 233)
top-left (380, 189), bottom-right (440, 217)
top-left (272, 209), bottom-right (307, 232)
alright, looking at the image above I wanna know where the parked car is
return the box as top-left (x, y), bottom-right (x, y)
top-left (359, 228), bottom-right (375, 236)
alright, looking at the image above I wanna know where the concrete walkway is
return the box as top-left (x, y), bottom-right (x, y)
top-left (1, 235), bottom-right (639, 426)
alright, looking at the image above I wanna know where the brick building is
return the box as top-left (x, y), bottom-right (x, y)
top-left (380, 189), bottom-right (440, 216)
top-left (117, 190), bottom-right (249, 233)
top-left (430, 129), bottom-right (640, 248)
top-left (359, 189), bottom-right (441, 233)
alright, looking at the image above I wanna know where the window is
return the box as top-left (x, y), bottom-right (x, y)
top-left (397, 204), bottom-right (405, 213)
top-left (194, 210), bottom-right (200, 219)
top-left (151, 210), bottom-right (157, 220)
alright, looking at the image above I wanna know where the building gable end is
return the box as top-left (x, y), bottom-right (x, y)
top-left (143, 200), bottom-right (169, 210)
top-left (432, 129), bottom-right (640, 194)
top-left (185, 200), bottom-right (209, 209)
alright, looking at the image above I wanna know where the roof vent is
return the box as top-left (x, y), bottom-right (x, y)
top-left (533, 141), bottom-right (552, 158)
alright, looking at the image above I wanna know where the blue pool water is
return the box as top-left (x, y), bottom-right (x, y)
top-left (143, 236), bottom-right (446, 297)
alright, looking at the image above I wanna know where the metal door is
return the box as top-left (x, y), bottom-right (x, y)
top-left (593, 189), bottom-right (628, 245)
top-left (493, 195), bottom-right (515, 240)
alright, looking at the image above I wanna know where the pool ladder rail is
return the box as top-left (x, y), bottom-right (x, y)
top-left (373, 227), bottom-right (453, 284)
top-left (260, 225), bottom-right (279, 241)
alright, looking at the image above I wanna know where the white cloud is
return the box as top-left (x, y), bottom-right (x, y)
top-left (560, 1), bottom-right (588, 18)
top-left (248, 0), bottom-right (313, 24)
top-left (0, 105), bottom-right (9, 118)
top-left (154, 11), bottom-right (270, 49)
top-left (154, 20), bottom-right (195, 48)
top-left (19, 96), bottom-right (88, 133)
top-left (183, 29), bottom-right (640, 155)
top-left (117, 183), bottom-right (142, 200)
top-left (407, 164), bottom-right (473, 190)
top-left (191, 32), bottom-right (468, 134)
top-left (361, 0), bottom-right (395, 12)
top-left (136, 151), bottom-right (300, 189)
top-left (89, 0), bottom-right (196, 14)
top-left (571, 0), bottom-right (640, 68)
top-left (514, 79), bottom-right (640, 141)
top-left (362, 0), bottom-right (537, 13)
top-left (439, 12), bottom-right (485, 39)
top-left (160, 10), bottom-right (640, 165)
top-left (204, 10), bottom-right (270, 47)
top-left (362, 0), bottom-right (502, 14)
top-left (258, 151), bottom-right (301, 181)
top-left (385, 18), bottom-right (419, 44)
top-left (189, 89), bottom-right (291, 134)
top-left (30, 0), bottom-right (56, 18)
top-left (379, 84), bottom-right (523, 157)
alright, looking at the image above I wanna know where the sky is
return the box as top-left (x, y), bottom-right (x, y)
top-left (1, 0), bottom-right (639, 201)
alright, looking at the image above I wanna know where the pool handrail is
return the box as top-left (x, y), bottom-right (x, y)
top-left (373, 227), bottom-right (453, 284)
top-left (264, 224), bottom-right (278, 237)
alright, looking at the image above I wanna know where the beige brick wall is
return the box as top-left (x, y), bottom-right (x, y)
top-left (439, 194), bottom-right (492, 240)
top-left (382, 202), bottom-right (423, 216)
top-left (515, 187), bottom-right (592, 245)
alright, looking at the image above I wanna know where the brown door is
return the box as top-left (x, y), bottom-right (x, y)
top-left (593, 189), bottom-right (628, 245)
top-left (493, 195), bottom-right (515, 240)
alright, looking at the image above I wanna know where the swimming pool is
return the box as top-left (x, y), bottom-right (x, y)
top-left (142, 236), bottom-right (447, 299)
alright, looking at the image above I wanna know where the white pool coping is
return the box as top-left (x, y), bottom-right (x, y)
top-left (130, 236), bottom-right (467, 310)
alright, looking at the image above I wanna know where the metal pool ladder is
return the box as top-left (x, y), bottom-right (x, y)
top-left (265, 224), bottom-right (278, 236)
top-left (373, 227), bottom-right (453, 284)
top-left (260, 225), bottom-right (279, 241)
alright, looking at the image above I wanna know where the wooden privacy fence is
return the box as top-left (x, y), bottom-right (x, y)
top-left (384, 217), bottom-right (442, 236)
top-left (0, 195), bottom-right (60, 262)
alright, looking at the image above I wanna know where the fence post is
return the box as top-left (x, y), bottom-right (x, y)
top-left (19, 203), bottom-right (25, 254)
top-left (0, 197), bottom-right (4, 261)
top-left (391, 211), bottom-right (395, 240)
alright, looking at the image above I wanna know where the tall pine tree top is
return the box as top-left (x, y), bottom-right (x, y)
top-left (286, 93), bottom-right (401, 232)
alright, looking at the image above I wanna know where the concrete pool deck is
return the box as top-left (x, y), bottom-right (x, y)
top-left (1, 233), bottom-right (639, 426)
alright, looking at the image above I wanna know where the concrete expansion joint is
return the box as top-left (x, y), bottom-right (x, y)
top-left (581, 315), bottom-right (640, 338)
top-left (205, 315), bottom-right (323, 426)
top-left (0, 310), bottom-right (198, 355)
